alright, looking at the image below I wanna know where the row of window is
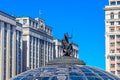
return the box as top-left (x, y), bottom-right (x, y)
top-left (22, 19), bottom-right (52, 35)
top-left (110, 64), bottom-right (120, 69)
top-left (110, 28), bottom-right (120, 32)
top-left (111, 71), bottom-right (120, 75)
top-left (29, 36), bottom-right (53, 68)
top-left (110, 42), bottom-right (120, 46)
top-left (110, 49), bottom-right (120, 53)
top-left (110, 12), bottom-right (120, 19)
top-left (109, 35), bottom-right (120, 40)
top-left (110, 56), bottom-right (120, 61)
top-left (110, 21), bottom-right (120, 25)
top-left (110, 1), bottom-right (120, 5)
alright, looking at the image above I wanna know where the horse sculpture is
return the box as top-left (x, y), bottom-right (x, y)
top-left (61, 33), bottom-right (73, 56)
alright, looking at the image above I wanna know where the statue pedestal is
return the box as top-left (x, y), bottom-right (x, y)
top-left (47, 56), bottom-right (86, 66)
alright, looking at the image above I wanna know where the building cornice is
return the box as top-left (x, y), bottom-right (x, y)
top-left (0, 11), bottom-right (15, 20)
top-left (104, 6), bottom-right (120, 11)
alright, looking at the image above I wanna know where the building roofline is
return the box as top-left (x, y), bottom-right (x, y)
top-left (16, 16), bottom-right (46, 22)
top-left (45, 25), bottom-right (52, 29)
top-left (0, 11), bottom-right (16, 20)
top-left (16, 16), bottom-right (35, 21)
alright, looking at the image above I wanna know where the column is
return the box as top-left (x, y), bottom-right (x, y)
top-left (34, 37), bottom-right (36, 68)
top-left (26, 36), bottom-right (29, 69)
top-left (43, 40), bottom-right (46, 66)
top-left (38, 39), bottom-right (40, 67)
top-left (31, 36), bottom-right (34, 69)
top-left (46, 41), bottom-right (48, 63)
top-left (6, 24), bottom-right (10, 80)
top-left (39, 39), bottom-right (41, 67)
top-left (51, 43), bottom-right (54, 60)
top-left (0, 22), bottom-right (4, 80)
top-left (48, 42), bottom-right (50, 61)
top-left (12, 26), bottom-right (16, 77)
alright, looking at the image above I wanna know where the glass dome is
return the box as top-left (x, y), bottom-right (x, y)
top-left (11, 56), bottom-right (120, 80)
top-left (11, 65), bottom-right (120, 80)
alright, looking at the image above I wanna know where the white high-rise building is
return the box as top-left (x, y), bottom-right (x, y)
top-left (53, 39), bottom-right (78, 59)
top-left (16, 17), bottom-right (53, 71)
top-left (104, 0), bottom-right (120, 77)
top-left (0, 11), bottom-right (22, 80)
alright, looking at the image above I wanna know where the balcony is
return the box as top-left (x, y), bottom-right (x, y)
top-left (110, 61), bottom-right (115, 64)
top-left (106, 32), bottom-right (116, 35)
top-left (110, 47), bottom-right (115, 50)
top-left (105, 5), bottom-right (120, 11)
top-left (110, 68), bottom-right (115, 71)
top-left (109, 40), bottom-right (115, 42)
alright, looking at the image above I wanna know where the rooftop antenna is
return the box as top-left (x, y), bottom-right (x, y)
top-left (38, 10), bottom-right (42, 18)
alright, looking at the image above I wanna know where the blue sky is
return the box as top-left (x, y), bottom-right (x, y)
top-left (0, 0), bottom-right (108, 70)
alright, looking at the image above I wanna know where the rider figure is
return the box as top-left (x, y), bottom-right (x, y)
top-left (62, 33), bottom-right (73, 56)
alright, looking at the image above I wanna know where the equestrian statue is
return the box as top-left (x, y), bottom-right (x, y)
top-left (61, 33), bottom-right (73, 56)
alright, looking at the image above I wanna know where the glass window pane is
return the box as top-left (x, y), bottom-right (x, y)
top-left (111, 1), bottom-right (116, 5)
top-left (117, 1), bottom-right (120, 5)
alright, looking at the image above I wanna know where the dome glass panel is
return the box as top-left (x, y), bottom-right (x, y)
top-left (11, 65), bottom-right (120, 80)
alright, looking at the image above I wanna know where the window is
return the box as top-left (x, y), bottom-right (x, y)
top-left (117, 49), bottom-right (120, 53)
top-left (110, 56), bottom-right (115, 60)
top-left (110, 12), bottom-right (114, 19)
top-left (110, 64), bottom-right (115, 68)
top-left (118, 64), bottom-right (120, 67)
top-left (41, 25), bottom-right (43, 28)
top-left (29, 20), bottom-right (31, 26)
top-left (111, 71), bottom-right (115, 74)
top-left (36, 23), bottom-right (38, 28)
top-left (110, 22), bottom-right (114, 25)
top-left (119, 28), bottom-right (120, 32)
top-left (33, 22), bottom-right (34, 27)
top-left (16, 20), bottom-right (19, 22)
top-left (117, 42), bottom-right (120, 46)
top-left (117, 35), bottom-right (120, 39)
top-left (118, 12), bottom-right (120, 19)
top-left (118, 21), bottom-right (120, 25)
top-left (110, 50), bottom-right (115, 53)
top-left (118, 71), bottom-right (120, 77)
top-left (111, 1), bottom-right (116, 5)
top-left (117, 1), bottom-right (120, 5)
top-left (110, 35), bottom-right (115, 40)
top-left (23, 19), bottom-right (27, 25)
top-left (110, 42), bottom-right (115, 46)
top-left (110, 29), bottom-right (114, 32)
top-left (117, 56), bottom-right (120, 59)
